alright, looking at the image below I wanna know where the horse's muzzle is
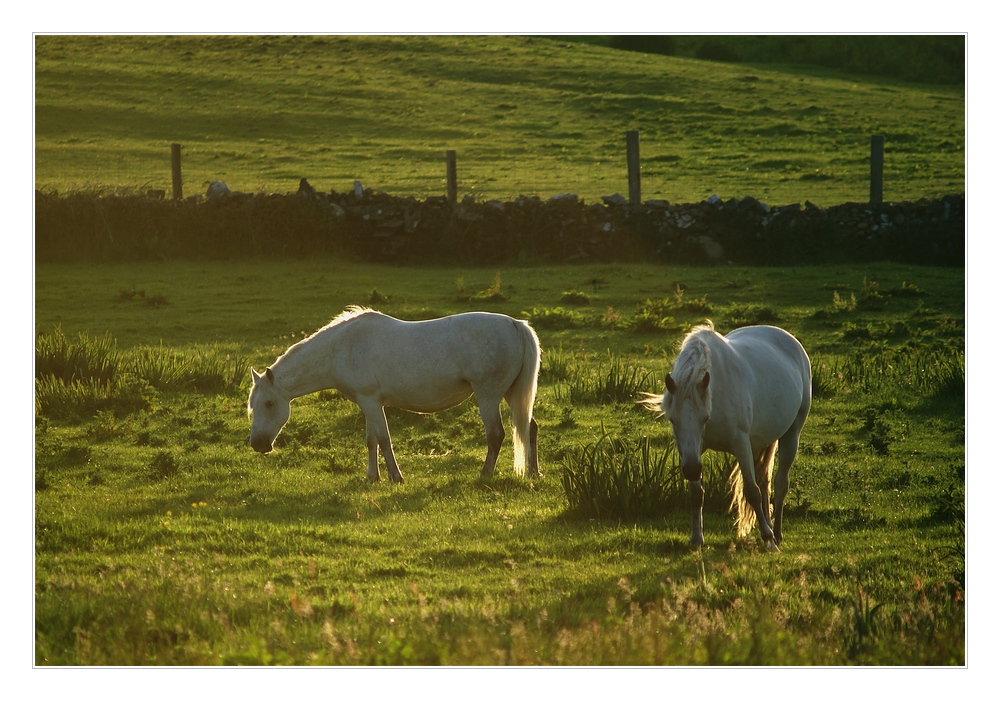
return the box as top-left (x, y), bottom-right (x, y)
top-left (250, 437), bottom-right (273, 454)
top-left (681, 459), bottom-right (702, 482)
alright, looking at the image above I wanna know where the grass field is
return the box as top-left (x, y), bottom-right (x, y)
top-left (34, 35), bottom-right (965, 205)
top-left (34, 260), bottom-right (965, 665)
top-left (32, 33), bottom-right (967, 670)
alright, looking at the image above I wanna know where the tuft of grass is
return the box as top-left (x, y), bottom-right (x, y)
top-left (561, 433), bottom-right (680, 519)
top-left (148, 450), bottom-right (180, 481)
top-left (563, 353), bottom-right (657, 405)
top-left (560, 290), bottom-right (591, 306)
top-left (35, 330), bottom-right (248, 419)
top-left (724, 304), bottom-right (780, 329)
top-left (456, 273), bottom-right (508, 303)
top-left (521, 306), bottom-right (588, 329)
top-left (541, 345), bottom-right (576, 383)
top-left (35, 327), bottom-right (119, 385)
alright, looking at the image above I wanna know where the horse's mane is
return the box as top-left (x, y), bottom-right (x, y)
top-left (671, 322), bottom-right (716, 396)
top-left (323, 305), bottom-right (378, 331)
top-left (275, 306), bottom-right (380, 364)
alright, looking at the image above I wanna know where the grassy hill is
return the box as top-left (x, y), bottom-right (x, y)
top-left (34, 35), bottom-right (965, 206)
top-left (564, 35), bottom-right (966, 86)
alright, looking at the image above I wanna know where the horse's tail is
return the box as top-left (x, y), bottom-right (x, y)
top-left (508, 320), bottom-right (541, 476)
top-left (729, 441), bottom-right (778, 539)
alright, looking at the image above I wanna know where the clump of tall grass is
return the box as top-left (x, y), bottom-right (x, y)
top-left (35, 373), bottom-right (158, 420)
top-left (724, 303), bottom-right (780, 328)
top-left (560, 290), bottom-right (591, 306)
top-left (521, 306), bottom-right (589, 329)
top-left (813, 289), bottom-right (857, 319)
top-left (35, 328), bottom-right (249, 419)
top-left (628, 307), bottom-right (677, 333)
top-left (540, 345), bottom-right (576, 383)
top-left (130, 344), bottom-right (248, 392)
top-left (456, 272), bottom-right (508, 303)
top-left (626, 294), bottom-right (692, 333)
top-left (823, 346), bottom-right (964, 397)
top-left (810, 359), bottom-right (839, 399)
top-left (561, 352), bottom-right (657, 405)
top-left (561, 433), bottom-right (681, 519)
top-left (35, 327), bottom-right (119, 384)
top-left (561, 430), bottom-right (735, 521)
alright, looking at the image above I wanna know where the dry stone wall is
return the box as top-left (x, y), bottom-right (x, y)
top-left (35, 183), bottom-right (964, 266)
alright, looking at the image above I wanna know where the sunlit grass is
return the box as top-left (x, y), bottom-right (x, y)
top-left (35, 35), bottom-right (964, 205)
top-left (35, 260), bottom-right (964, 665)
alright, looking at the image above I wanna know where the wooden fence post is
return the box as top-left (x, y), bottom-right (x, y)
top-left (171, 143), bottom-right (183, 201)
top-left (870, 134), bottom-right (884, 206)
top-left (446, 150), bottom-right (458, 204)
top-left (626, 130), bottom-right (641, 205)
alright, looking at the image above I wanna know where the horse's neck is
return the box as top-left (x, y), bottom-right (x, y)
top-left (272, 334), bottom-right (338, 398)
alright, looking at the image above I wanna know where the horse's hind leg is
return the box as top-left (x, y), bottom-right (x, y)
top-left (734, 436), bottom-right (776, 549)
top-left (365, 421), bottom-right (381, 482)
top-left (755, 443), bottom-right (778, 531)
top-left (773, 426), bottom-right (803, 547)
top-left (528, 418), bottom-right (539, 477)
top-left (478, 400), bottom-right (505, 477)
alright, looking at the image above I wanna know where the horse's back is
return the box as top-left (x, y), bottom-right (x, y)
top-left (404, 312), bottom-right (532, 363)
top-left (726, 325), bottom-right (809, 374)
top-left (357, 311), bottom-right (523, 353)
top-left (724, 325), bottom-right (811, 419)
top-left (348, 311), bottom-right (534, 409)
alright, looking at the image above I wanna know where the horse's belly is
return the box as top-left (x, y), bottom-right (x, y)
top-left (383, 380), bottom-right (474, 413)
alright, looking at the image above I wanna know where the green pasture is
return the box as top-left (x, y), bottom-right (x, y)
top-left (34, 260), bottom-right (965, 665)
top-left (34, 35), bottom-right (964, 205)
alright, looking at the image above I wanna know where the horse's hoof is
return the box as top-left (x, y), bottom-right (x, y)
top-left (765, 540), bottom-right (780, 553)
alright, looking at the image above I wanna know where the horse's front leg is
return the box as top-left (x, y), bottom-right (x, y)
top-left (735, 438), bottom-right (777, 550)
top-left (361, 402), bottom-right (404, 484)
top-left (688, 479), bottom-right (705, 547)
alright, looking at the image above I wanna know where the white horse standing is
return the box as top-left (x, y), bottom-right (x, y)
top-left (648, 323), bottom-right (811, 550)
top-left (248, 307), bottom-right (540, 482)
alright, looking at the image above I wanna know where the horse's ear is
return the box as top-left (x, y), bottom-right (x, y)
top-left (665, 373), bottom-right (677, 394)
top-left (701, 372), bottom-right (710, 391)
top-left (265, 367), bottom-right (275, 384)
top-left (251, 368), bottom-right (261, 383)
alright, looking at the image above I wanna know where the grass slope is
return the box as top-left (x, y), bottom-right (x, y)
top-left (35, 261), bottom-right (965, 665)
top-left (34, 35), bottom-right (964, 205)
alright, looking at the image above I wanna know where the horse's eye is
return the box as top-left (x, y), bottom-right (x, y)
top-left (265, 400), bottom-right (273, 409)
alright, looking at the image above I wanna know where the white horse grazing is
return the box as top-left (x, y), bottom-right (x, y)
top-left (248, 307), bottom-right (541, 483)
top-left (647, 323), bottom-right (811, 550)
